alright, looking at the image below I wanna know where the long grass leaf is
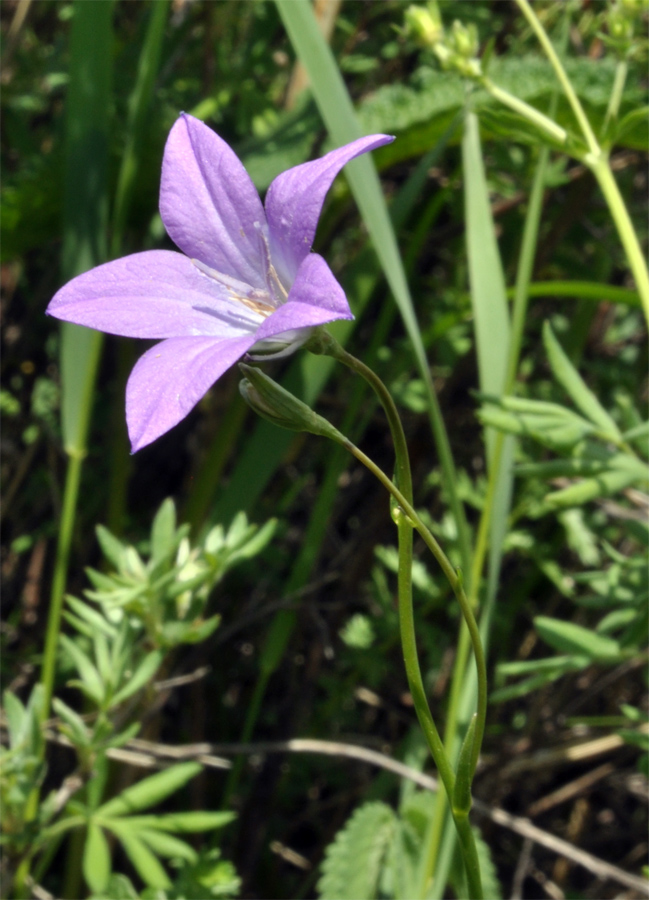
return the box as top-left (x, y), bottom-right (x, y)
top-left (42, 0), bottom-right (114, 726)
top-left (275, 0), bottom-right (471, 573)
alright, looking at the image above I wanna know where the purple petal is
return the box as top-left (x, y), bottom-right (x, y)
top-left (47, 251), bottom-right (257, 339)
top-left (265, 134), bottom-right (394, 284)
top-left (126, 334), bottom-right (256, 452)
top-left (160, 114), bottom-right (267, 291)
top-left (254, 254), bottom-right (353, 341)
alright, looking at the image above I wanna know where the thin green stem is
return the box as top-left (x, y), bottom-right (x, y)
top-left (341, 436), bottom-right (484, 900)
top-left (482, 78), bottom-right (567, 145)
top-left (589, 156), bottom-right (649, 324)
top-left (41, 453), bottom-right (84, 718)
top-left (603, 59), bottom-right (628, 136)
top-left (315, 333), bottom-right (485, 897)
top-left (514, 0), bottom-right (600, 156)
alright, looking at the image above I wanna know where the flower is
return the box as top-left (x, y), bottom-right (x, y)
top-left (47, 113), bottom-right (393, 451)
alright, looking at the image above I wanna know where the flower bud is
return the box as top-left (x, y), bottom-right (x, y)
top-left (403, 2), bottom-right (444, 47)
top-left (239, 364), bottom-right (346, 444)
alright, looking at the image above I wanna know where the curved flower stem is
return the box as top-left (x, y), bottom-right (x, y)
top-left (311, 332), bottom-right (485, 897)
top-left (340, 433), bottom-right (485, 900)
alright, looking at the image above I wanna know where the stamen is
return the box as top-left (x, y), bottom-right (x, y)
top-left (253, 222), bottom-right (289, 304)
top-left (191, 258), bottom-right (274, 318)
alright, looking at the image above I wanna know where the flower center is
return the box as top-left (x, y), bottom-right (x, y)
top-left (191, 259), bottom-right (275, 318)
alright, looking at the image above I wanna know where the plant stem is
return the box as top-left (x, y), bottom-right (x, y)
top-left (514, 0), bottom-right (599, 155)
top-left (589, 156), bottom-right (649, 323)
top-left (316, 334), bottom-right (485, 897)
top-left (341, 435), bottom-right (485, 900)
top-left (482, 78), bottom-right (567, 145)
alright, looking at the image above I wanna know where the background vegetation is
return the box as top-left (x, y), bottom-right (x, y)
top-left (1, 1), bottom-right (647, 898)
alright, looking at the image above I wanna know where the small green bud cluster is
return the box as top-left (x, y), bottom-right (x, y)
top-left (601, 0), bottom-right (648, 57)
top-left (403, 2), bottom-right (482, 78)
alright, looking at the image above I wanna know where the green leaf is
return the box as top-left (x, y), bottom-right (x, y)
top-left (150, 498), bottom-right (178, 569)
top-left (52, 697), bottom-right (91, 747)
top-left (96, 525), bottom-right (128, 571)
top-left (462, 111), bottom-right (510, 463)
top-left (97, 762), bottom-right (202, 818)
top-left (534, 616), bottom-right (624, 663)
top-left (108, 822), bottom-right (172, 890)
top-left (543, 322), bottom-right (622, 440)
top-left (318, 801), bottom-right (396, 900)
top-left (3, 691), bottom-right (26, 747)
top-left (479, 398), bottom-right (596, 450)
top-left (490, 657), bottom-right (590, 703)
top-left (545, 459), bottom-right (648, 508)
top-left (111, 650), bottom-right (164, 707)
top-left (139, 829), bottom-right (197, 862)
top-left (122, 811), bottom-right (236, 833)
top-left (84, 822), bottom-right (112, 893)
top-left (59, 634), bottom-right (104, 705)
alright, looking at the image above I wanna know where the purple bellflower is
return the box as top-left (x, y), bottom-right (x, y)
top-left (47, 113), bottom-right (393, 451)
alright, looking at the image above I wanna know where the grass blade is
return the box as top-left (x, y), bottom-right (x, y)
top-left (275, 0), bottom-right (471, 573)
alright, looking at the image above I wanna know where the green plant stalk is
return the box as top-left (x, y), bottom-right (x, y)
top-left (514, 0), bottom-right (599, 155)
top-left (589, 155), bottom-right (649, 323)
top-left (339, 435), bottom-right (484, 900)
top-left (319, 335), bottom-right (485, 897)
top-left (513, 0), bottom-right (649, 321)
top-left (481, 77), bottom-right (567, 145)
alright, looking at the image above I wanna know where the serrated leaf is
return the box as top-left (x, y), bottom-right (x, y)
top-left (112, 650), bottom-right (163, 706)
top-left (84, 822), bottom-right (112, 893)
top-left (534, 616), bottom-right (623, 663)
top-left (543, 322), bottom-right (622, 440)
top-left (97, 762), bottom-right (202, 818)
top-left (318, 801), bottom-right (396, 900)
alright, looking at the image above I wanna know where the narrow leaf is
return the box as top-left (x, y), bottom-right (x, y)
top-left (96, 762), bottom-right (201, 817)
top-left (107, 823), bottom-right (171, 890)
top-left (462, 111), bottom-right (510, 463)
top-left (534, 616), bottom-right (623, 662)
top-left (111, 650), bottom-right (163, 706)
top-left (543, 322), bottom-right (622, 439)
top-left (84, 822), bottom-right (112, 894)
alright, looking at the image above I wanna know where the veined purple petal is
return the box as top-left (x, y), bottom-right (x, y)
top-left (253, 254), bottom-right (352, 342)
top-left (160, 114), bottom-right (267, 291)
top-left (126, 334), bottom-right (256, 452)
top-left (47, 251), bottom-right (256, 339)
top-left (265, 134), bottom-right (394, 284)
